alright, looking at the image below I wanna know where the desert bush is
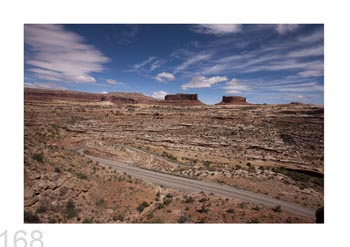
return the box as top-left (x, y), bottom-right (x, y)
top-left (165, 193), bottom-right (173, 199)
top-left (65, 199), bottom-right (78, 219)
top-left (162, 151), bottom-right (177, 161)
top-left (226, 208), bottom-right (235, 214)
top-left (184, 196), bottom-right (195, 203)
top-left (54, 167), bottom-right (61, 173)
top-left (33, 153), bottom-right (44, 162)
top-left (137, 201), bottom-right (150, 213)
top-left (95, 198), bottom-right (106, 207)
top-left (147, 211), bottom-right (154, 219)
top-left (36, 204), bottom-right (48, 214)
top-left (203, 160), bottom-right (211, 167)
top-left (82, 218), bottom-right (93, 223)
top-left (177, 215), bottom-right (189, 223)
top-left (24, 211), bottom-right (41, 223)
top-left (272, 205), bottom-right (282, 213)
top-left (76, 172), bottom-right (88, 180)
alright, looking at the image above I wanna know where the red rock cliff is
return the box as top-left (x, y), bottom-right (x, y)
top-left (216, 96), bottom-right (248, 105)
top-left (164, 94), bottom-right (203, 105)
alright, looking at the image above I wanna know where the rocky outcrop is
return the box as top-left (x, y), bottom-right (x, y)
top-left (164, 93), bottom-right (203, 105)
top-left (165, 94), bottom-right (198, 101)
top-left (24, 88), bottom-right (102, 102)
top-left (24, 88), bottom-right (161, 105)
top-left (216, 96), bottom-right (249, 105)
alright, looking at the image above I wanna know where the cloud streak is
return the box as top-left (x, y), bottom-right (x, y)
top-left (24, 24), bottom-right (110, 83)
top-left (191, 24), bottom-right (242, 35)
top-left (106, 79), bottom-right (125, 85)
top-left (276, 24), bottom-right (300, 34)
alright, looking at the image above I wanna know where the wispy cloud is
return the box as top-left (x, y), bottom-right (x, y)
top-left (132, 57), bottom-right (156, 70)
top-left (275, 24), bottom-right (300, 34)
top-left (191, 24), bottom-right (242, 35)
top-left (151, 90), bottom-right (168, 99)
top-left (24, 25), bottom-right (110, 83)
top-left (298, 29), bottom-right (324, 43)
top-left (155, 72), bottom-right (175, 82)
top-left (182, 76), bottom-right (228, 90)
top-left (106, 79), bottom-right (125, 85)
top-left (173, 53), bottom-right (211, 74)
top-left (222, 78), bottom-right (250, 94)
top-left (24, 82), bottom-right (66, 90)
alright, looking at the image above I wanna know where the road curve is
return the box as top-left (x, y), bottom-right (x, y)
top-left (78, 149), bottom-right (316, 219)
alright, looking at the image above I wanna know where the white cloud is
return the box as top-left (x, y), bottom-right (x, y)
top-left (264, 81), bottom-right (324, 92)
top-left (151, 91), bottom-right (168, 99)
top-left (155, 72), bottom-right (175, 82)
top-left (132, 57), bottom-right (156, 70)
top-left (276, 24), bottom-right (300, 34)
top-left (24, 82), bottom-right (66, 90)
top-left (298, 30), bottom-right (324, 43)
top-left (101, 91), bottom-right (108, 94)
top-left (24, 24), bottom-right (109, 83)
top-left (222, 78), bottom-right (250, 94)
top-left (298, 70), bottom-right (323, 77)
top-left (182, 76), bottom-right (228, 90)
top-left (192, 24), bottom-right (242, 35)
top-left (106, 79), bottom-right (124, 85)
top-left (173, 53), bottom-right (211, 74)
top-left (286, 45), bottom-right (323, 58)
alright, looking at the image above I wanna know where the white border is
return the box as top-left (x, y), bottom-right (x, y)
top-left (1, 0), bottom-right (349, 246)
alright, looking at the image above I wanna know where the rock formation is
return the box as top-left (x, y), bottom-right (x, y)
top-left (24, 88), bottom-right (161, 105)
top-left (164, 93), bottom-right (203, 105)
top-left (216, 96), bottom-right (249, 105)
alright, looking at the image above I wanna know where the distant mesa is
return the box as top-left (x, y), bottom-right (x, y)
top-left (216, 96), bottom-right (249, 105)
top-left (24, 88), bottom-right (252, 106)
top-left (24, 88), bottom-right (161, 105)
top-left (164, 93), bottom-right (204, 105)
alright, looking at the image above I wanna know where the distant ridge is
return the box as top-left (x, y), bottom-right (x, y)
top-left (24, 88), bottom-right (161, 105)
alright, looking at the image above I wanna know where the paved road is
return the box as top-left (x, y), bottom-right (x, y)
top-left (77, 148), bottom-right (316, 219)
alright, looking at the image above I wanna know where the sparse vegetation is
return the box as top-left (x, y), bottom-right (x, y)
top-left (137, 201), bottom-right (150, 213)
top-left (65, 199), bottom-right (78, 219)
top-left (33, 152), bottom-right (44, 162)
top-left (24, 89), bottom-right (323, 223)
top-left (177, 215), bottom-right (189, 223)
top-left (272, 205), bottom-right (282, 213)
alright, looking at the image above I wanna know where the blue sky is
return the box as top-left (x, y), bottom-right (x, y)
top-left (24, 24), bottom-right (324, 104)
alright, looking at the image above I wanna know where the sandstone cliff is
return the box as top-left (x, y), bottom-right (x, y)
top-left (163, 93), bottom-right (204, 105)
top-left (216, 96), bottom-right (249, 105)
